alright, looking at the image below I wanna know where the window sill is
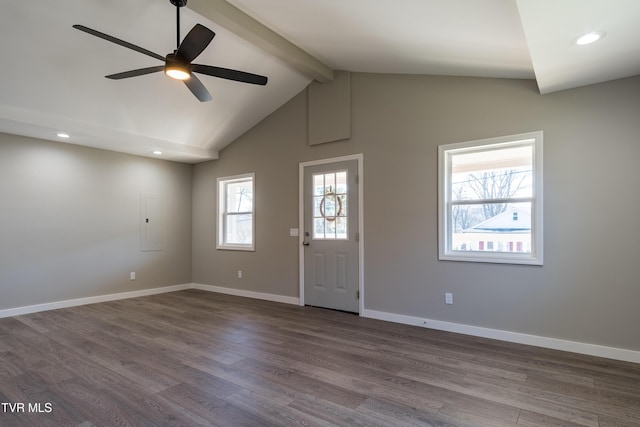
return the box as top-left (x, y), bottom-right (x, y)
top-left (217, 245), bottom-right (255, 252)
top-left (439, 251), bottom-right (543, 266)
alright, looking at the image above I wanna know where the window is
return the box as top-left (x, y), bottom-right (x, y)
top-left (438, 131), bottom-right (543, 265)
top-left (313, 170), bottom-right (348, 240)
top-left (217, 173), bottom-right (254, 251)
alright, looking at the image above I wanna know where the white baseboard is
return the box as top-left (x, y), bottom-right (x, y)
top-left (0, 284), bottom-right (191, 319)
top-left (191, 283), bottom-right (300, 306)
top-left (2, 284), bottom-right (636, 364)
top-left (0, 283), bottom-right (298, 320)
top-left (363, 309), bottom-right (640, 364)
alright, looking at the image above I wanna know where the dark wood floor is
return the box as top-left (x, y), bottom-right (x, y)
top-left (0, 290), bottom-right (639, 426)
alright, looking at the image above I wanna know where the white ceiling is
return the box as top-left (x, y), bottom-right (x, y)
top-left (1, 0), bottom-right (638, 163)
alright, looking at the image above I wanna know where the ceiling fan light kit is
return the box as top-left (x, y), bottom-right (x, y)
top-left (164, 53), bottom-right (192, 81)
top-left (73, 0), bottom-right (267, 102)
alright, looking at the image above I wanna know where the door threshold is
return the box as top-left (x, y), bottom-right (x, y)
top-left (305, 305), bottom-right (358, 315)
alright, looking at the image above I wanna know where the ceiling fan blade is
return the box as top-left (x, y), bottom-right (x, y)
top-left (105, 66), bottom-right (165, 80)
top-left (73, 25), bottom-right (165, 62)
top-left (176, 24), bottom-right (215, 63)
top-left (192, 64), bottom-right (268, 86)
top-left (184, 74), bottom-right (212, 102)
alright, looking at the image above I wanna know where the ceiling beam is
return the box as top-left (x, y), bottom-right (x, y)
top-left (187, 0), bottom-right (333, 83)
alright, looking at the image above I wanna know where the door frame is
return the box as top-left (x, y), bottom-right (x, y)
top-left (298, 154), bottom-right (364, 315)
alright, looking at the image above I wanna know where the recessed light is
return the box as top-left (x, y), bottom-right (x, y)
top-left (56, 132), bottom-right (70, 138)
top-left (152, 150), bottom-right (163, 155)
top-left (573, 31), bottom-right (606, 46)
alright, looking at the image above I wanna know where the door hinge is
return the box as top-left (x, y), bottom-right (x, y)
top-left (355, 174), bottom-right (359, 185)
top-left (356, 290), bottom-right (360, 300)
top-left (355, 232), bottom-right (360, 242)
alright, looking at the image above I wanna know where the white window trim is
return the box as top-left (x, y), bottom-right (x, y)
top-left (217, 173), bottom-right (255, 251)
top-left (438, 131), bottom-right (543, 265)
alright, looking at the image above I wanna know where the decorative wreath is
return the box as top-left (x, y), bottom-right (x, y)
top-left (319, 186), bottom-right (343, 222)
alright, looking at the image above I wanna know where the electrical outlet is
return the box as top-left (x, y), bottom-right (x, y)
top-left (445, 292), bottom-right (453, 305)
top-left (237, 270), bottom-right (243, 279)
top-left (130, 272), bottom-right (136, 281)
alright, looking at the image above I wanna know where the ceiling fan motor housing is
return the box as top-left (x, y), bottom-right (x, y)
top-left (170, 0), bottom-right (188, 7)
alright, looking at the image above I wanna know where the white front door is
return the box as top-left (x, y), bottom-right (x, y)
top-left (302, 159), bottom-right (359, 313)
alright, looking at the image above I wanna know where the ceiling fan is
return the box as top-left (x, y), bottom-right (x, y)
top-left (73, 0), bottom-right (268, 102)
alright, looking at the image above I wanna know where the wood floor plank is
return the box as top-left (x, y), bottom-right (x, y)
top-left (287, 393), bottom-right (394, 427)
top-left (232, 357), bottom-right (369, 410)
top-left (517, 409), bottom-right (589, 427)
top-left (436, 402), bottom-right (518, 427)
top-left (357, 397), bottom-right (458, 427)
top-left (207, 340), bottom-right (447, 413)
top-left (159, 382), bottom-right (271, 427)
top-left (224, 389), bottom-right (333, 427)
top-left (598, 414), bottom-right (640, 427)
top-left (48, 378), bottom-right (156, 426)
top-left (14, 389), bottom-right (94, 427)
top-left (399, 363), bottom-right (603, 426)
top-left (0, 289), bottom-right (639, 426)
top-left (187, 357), bottom-right (304, 405)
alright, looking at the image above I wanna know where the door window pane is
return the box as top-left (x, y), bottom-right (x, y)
top-left (312, 171), bottom-right (348, 240)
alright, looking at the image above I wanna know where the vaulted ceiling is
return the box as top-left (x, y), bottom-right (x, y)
top-left (1, 0), bottom-right (638, 163)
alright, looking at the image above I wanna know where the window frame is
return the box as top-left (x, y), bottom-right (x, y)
top-left (438, 131), bottom-right (543, 265)
top-left (217, 173), bottom-right (255, 251)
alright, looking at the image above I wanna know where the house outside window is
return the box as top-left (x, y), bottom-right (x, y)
top-left (217, 173), bottom-right (255, 251)
top-left (438, 131), bottom-right (543, 265)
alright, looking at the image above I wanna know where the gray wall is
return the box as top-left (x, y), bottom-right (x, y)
top-left (3, 73), bottom-right (638, 352)
top-left (192, 73), bottom-right (640, 351)
top-left (0, 133), bottom-right (192, 309)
